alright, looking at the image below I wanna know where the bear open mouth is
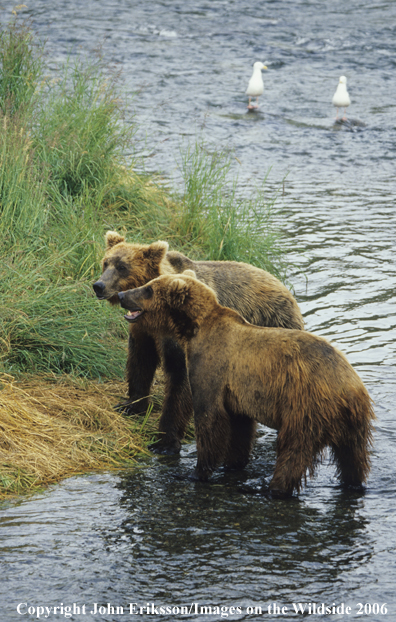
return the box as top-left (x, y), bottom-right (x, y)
top-left (124, 309), bottom-right (144, 322)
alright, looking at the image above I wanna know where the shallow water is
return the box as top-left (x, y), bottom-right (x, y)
top-left (1, 1), bottom-right (396, 620)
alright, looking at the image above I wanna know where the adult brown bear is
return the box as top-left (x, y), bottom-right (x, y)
top-left (93, 231), bottom-right (304, 454)
top-left (118, 272), bottom-right (375, 496)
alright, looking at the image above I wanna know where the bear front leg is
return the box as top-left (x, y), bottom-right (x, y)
top-left (224, 414), bottom-right (256, 471)
top-left (149, 338), bottom-right (193, 455)
top-left (117, 328), bottom-right (160, 417)
top-left (192, 406), bottom-right (230, 481)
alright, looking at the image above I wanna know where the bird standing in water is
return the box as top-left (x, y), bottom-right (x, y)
top-left (246, 61), bottom-right (267, 110)
top-left (332, 75), bottom-right (351, 121)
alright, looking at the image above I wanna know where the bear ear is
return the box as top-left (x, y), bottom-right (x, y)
top-left (167, 278), bottom-right (189, 308)
top-left (105, 230), bottom-right (125, 249)
top-left (182, 269), bottom-right (197, 279)
top-left (143, 240), bottom-right (169, 262)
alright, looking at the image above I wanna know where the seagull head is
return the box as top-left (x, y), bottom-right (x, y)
top-left (253, 61), bottom-right (267, 71)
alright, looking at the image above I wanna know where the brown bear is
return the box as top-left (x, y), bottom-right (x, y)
top-left (118, 271), bottom-right (375, 496)
top-left (93, 230), bottom-right (304, 454)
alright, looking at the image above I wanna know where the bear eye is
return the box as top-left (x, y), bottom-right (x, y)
top-left (103, 261), bottom-right (109, 269)
top-left (143, 286), bottom-right (153, 299)
top-left (118, 263), bottom-right (128, 274)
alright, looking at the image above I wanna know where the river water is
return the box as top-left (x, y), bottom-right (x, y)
top-left (1, 1), bottom-right (396, 621)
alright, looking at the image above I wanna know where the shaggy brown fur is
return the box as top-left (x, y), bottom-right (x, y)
top-left (93, 231), bottom-right (304, 454)
top-left (118, 272), bottom-right (375, 495)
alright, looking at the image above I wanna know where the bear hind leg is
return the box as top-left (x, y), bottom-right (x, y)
top-left (331, 404), bottom-right (373, 488)
top-left (331, 441), bottom-right (371, 488)
top-left (269, 432), bottom-right (324, 496)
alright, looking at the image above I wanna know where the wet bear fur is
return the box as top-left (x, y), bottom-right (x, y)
top-left (93, 230), bottom-right (304, 454)
top-left (118, 272), bottom-right (375, 495)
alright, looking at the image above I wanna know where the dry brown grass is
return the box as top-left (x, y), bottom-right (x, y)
top-left (0, 374), bottom-right (159, 498)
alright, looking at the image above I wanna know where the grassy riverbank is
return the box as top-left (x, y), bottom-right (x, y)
top-left (0, 15), bottom-right (286, 497)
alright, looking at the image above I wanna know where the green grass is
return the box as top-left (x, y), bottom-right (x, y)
top-left (0, 14), bottom-right (287, 380)
top-left (0, 15), bottom-right (43, 116)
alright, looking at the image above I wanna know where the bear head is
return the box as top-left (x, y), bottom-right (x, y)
top-left (93, 231), bottom-right (169, 305)
top-left (118, 270), bottom-right (218, 342)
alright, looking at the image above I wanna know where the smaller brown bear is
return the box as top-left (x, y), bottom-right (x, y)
top-left (118, 271), bottom-right (375, 496)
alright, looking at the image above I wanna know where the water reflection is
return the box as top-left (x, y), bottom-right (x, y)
top-left (0, 432), bottom-right (389, 622)
top-left (109, 434), bottom-right (374, 606)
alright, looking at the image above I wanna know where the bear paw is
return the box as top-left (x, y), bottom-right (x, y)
top-left (148, 437), bottom-right (182, 455)
top-left (114, 398), bottom-right (149, 417)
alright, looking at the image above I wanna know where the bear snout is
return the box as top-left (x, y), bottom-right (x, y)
top-left (118, 291), bottom-right (139, 310)
top-left (93, 281), bottom-right (106, 298)
top-left (118, 289), bottom-right (141, 309)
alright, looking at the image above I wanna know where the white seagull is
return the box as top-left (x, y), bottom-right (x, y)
top-left (332, 75), bottom-right (351, 121)
top-left (246, 61), bottom-right (267, 109)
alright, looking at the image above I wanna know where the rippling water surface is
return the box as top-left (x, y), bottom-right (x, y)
top-left (1, 1), bottom-right (395, 620)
